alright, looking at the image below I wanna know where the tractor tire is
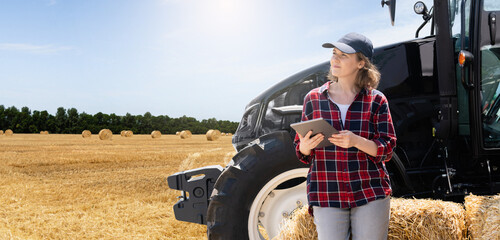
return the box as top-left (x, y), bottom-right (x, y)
top-left (207, 131), bottom-right (309, 240)
top-left (386, 152), bottom-right (414, 196)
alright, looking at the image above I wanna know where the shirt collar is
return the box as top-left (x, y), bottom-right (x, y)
top-left (319, 81), bottom-right (370, 96)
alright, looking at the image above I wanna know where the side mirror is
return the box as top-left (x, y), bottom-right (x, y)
top-left (381, 0), bottom-right (396, 26)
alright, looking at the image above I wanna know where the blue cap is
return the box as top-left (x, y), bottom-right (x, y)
top-left (322, 32), bottom-right (373, 60)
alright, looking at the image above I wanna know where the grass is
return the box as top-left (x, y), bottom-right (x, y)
top-left (0, 134), bottom-right (236, 239)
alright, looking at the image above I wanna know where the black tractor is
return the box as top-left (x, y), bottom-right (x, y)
top-left (168, 0), bottom-right (500, 239)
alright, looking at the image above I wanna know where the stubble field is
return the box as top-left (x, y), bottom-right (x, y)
top-left (0, 134), bottom-right (236, 239)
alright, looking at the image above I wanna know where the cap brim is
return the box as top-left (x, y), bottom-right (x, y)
top-left (322, 42), bottom-right (356, 54)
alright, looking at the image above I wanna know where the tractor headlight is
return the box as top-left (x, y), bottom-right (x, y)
top-left (414, 1), bottom-right (427, 15)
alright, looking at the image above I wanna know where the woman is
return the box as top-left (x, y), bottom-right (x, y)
top-left (294, 32), bottom-right (397, 240)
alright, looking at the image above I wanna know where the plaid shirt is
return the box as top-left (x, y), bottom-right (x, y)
top-left (294, 81), bottom-right (396, 209)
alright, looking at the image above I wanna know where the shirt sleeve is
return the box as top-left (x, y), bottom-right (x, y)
top-left (367, 95), bottom-right (397, 164)
top-left (294, 93), bottom-right (316, 165)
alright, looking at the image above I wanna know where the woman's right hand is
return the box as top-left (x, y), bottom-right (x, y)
top-left (297, 130), bottom-right (324, 156)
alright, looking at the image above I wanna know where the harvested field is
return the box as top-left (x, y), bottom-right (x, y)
top-left (0, 134), bottom-right (236, 239)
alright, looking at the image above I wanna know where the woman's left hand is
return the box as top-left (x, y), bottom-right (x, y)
top-left (328, 130), bottom-right (359, 149)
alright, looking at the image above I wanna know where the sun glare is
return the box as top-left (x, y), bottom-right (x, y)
top-left (193, 0), bottom-right (255, 36)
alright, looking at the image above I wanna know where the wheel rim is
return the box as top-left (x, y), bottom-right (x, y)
top-left (248, 168), bottom-right (309, 240)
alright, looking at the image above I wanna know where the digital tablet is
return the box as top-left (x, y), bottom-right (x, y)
top-left (290, 118), bottom-right (339, 148)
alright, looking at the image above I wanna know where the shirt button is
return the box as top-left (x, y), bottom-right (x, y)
top-left (344, 168), bottom-right (347, 171)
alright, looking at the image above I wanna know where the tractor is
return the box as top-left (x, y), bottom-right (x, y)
top-left (168, 0), bottom-right (500, 239)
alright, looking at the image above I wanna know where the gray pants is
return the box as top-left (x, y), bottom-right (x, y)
top-left (313, 196), bottom-right (391, 240)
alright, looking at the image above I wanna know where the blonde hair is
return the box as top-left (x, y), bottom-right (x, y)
top-left (327, 52), bottom-right (381, 90)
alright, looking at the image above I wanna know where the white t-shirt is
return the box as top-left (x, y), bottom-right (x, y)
top-left (330, 98), bottom-right (350, 127)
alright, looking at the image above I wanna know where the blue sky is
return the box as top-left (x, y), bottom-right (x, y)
top-left (0, 0), bottom-right (433, 122)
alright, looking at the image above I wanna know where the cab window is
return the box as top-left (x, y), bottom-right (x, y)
top-left (450, 0), bottom-right (472, 135)
top-left (260, 73), bottom-right (327, 135)
top-left (481, 45), bottom-right (500, 148)
top-left (484, 0), bottom-right (500, 11)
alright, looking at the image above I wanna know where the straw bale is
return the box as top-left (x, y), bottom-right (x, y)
top-left (4, 129), bottom-right (13, 136)
top-left (151, 130), bottom-right (161, 139)
top-left (180, 130), bottom-right (192, 139)
top-left (82, 130), bottom-right (91, 138)
top-left (98, 129), bottom-right (113, 140)
top-left (0, 130), bottom-right (3, 135)
top-left (275, 205), bottom-right (317, 240)
top-left (276, 198), bottom-right (467, 240)
top-left (120, 130), bottom-right (126, 137)
top-left (175, 131), bottom-right (180, 135)
top-left (40, 131), bottom-right (49, 135)
top-left (206, 129), bottom-right (221, 141)
top-left (124, 130), bottom-right (133, 137)
top-left (465, 193), bottom-right (500, 240)
top-left (389, 197), bottom-right (466, 240)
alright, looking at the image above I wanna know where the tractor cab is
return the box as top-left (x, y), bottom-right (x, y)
top-left (447, 0), bottom-right (500, 194)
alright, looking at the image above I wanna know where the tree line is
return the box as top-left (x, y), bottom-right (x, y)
top-left (0, 105), bottom-right (239, 135)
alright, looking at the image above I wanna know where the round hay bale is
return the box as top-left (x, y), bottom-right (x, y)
top-left (206, 129), bottom-right (221, 141)
top-left (82, 130), bottom-right (91, 138)
top-left (180, 130), bottom-right (192, 139)
top-left (98, 129), bottom-right (112, 140)
top-left (120, 130), bottom-right (126, 137)
top-left (175, 131), bottom-right (180, 135)
top-left (40, 131), bottom-right (49, 135)
top-left (5, 129), bottom-right (13, 136)
top-left (0, 130), bottom-right (3, 135)
top-left (228, 133), bottom-right (233, 136)
top-left (151, 130), bottom-right (161, 138)
top-left (124, 130), bottom-right (133, 137)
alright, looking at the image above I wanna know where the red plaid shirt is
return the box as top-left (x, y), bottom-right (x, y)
top-left (294, 81), bottom-right (396, 209)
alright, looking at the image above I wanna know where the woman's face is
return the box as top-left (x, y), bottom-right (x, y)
top-left (330, 48), bottom-right (364, 80)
